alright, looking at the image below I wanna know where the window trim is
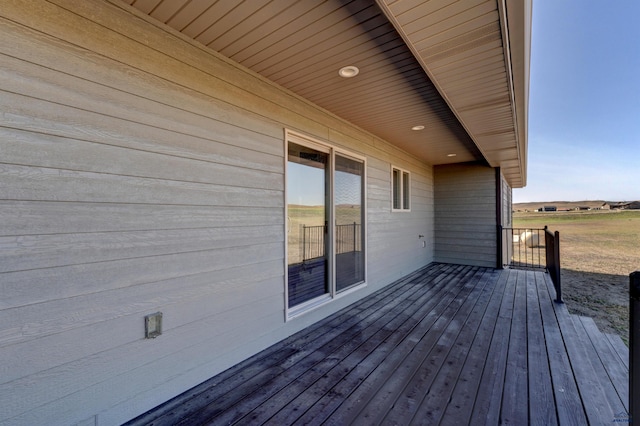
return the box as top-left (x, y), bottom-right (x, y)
top-left (391, 165), bottom-right (411, 212)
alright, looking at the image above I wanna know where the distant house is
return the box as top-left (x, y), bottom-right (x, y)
top-left (607, 202), bottom-right (627, 209)
top-left (603, 201), bottom-right (640, 210)
top-left (627, 201), bottom-right (640, 210)
top-left (0, 1), bottom-right (530, 424)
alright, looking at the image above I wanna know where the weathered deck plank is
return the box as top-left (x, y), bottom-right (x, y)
top-left (605, 333), bottom-right (629, 370)
top-left (125, 263), bottom-right (628, 426)
top-left (500, 269), bottom-right (529, 425)
top-left (526, 270), bottom-right (557, 425)
top-left (439, 267), bottom-right (510, 425)
top-left (291, 266), bottom-right (469, 426)
top-left (469, 268), bottom-right (517, 425)
top-left (348, 267), bottom-right (485, 425)
top-left (408, 269), bottom-right (502, 424)
top-left (238, 266), bottom-right (462, 425)
top-left (316, 265), bottom-right (475, 426)
top-left (575, 316), bottom-right (628, 411)
top-left (544, 274), bottom-right (615, 424)
top-left (379, 268), bottom-right (496, 425)
top-left (330, 266), bottom-right (484, 425)
top-left (535, 270), bottom-right (588, 425)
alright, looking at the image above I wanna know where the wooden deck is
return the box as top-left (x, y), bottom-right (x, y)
top-left (126, 263), bottom-right (629, 425)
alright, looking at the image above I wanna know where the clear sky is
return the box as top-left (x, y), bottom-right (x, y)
top-left (514, 0), bottom-right (640, 203)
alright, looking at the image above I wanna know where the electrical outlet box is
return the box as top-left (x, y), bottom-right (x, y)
top-left (145, 312), bottom-right (162, 339)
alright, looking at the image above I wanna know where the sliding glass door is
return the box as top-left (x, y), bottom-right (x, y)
top-left (286, 133), bottom-right (366, 311)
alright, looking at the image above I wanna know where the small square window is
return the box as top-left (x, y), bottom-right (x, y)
top-left (391, 166), bottom-right (410, 211)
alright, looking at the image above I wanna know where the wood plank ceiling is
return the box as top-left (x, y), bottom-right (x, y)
top-left (126, 0), bottom-right (528, 187)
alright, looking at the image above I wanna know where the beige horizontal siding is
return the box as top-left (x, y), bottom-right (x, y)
top-left (434, 163), bottom-right (497, 267)
top-left (501, 171), bottom-right (514, 265)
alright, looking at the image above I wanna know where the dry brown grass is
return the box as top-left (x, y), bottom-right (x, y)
top-left (514, 209), bottom-right (640, 343)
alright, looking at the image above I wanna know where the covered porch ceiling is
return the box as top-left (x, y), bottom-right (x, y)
top-left (126, 0), bottom-right (530, 188)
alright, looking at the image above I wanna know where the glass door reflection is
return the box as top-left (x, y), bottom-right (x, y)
top-left (287, 142), bottom-right (329, 307)
top-left (335, 154), bottom-right (364, 291)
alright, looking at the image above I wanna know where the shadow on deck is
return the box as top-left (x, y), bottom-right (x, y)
top-left (126, 263), bottom-right (629, 425)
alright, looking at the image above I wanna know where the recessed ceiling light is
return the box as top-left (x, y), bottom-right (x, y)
top-left (447, 153), bottom-right (457, 157)
top-left (338, 66), bottom-right (359, 78)
top-left (411, 125), bottom-right (425, 131)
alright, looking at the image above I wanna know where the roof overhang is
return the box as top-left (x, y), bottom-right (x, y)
top-left (127, 0), bottom-right (530, 187)
top-left (377, 0), bottom-right (531, 187)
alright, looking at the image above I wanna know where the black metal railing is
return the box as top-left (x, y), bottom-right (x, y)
top-left (630, 271), bottom-right (640, 421)
top-left (302, 224), bottom-right (326, 261)
top-left (336, 222), bottom-right (361, 254)
top-left (503, 227), bottom-right (547, 269)
top-left (503, 226), bottom-right (562, 302)
top-left (302, 223), bottom-right (362, 261)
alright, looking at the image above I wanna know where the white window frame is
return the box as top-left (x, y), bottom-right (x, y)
top-left (284, 129), bottom-right (367, 320)
top-left (391, 165), bottom-right (411, 212)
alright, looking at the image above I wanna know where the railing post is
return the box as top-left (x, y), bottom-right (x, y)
top-left (497, 224), bottom-right (503, 269)
top-left (631, 271), bottom-right (640, 422)
top-left (353, 222), bottom-right (357, 253)
top-left (553, 230), bottom-right (562, 303)
top-left (544, 227), bottom-right (562, 303)
top-left (302, 224), bottom-right (307, 261)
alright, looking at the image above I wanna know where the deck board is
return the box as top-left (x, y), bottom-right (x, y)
top-left (526, 271), bottom-right (557, 425)
top-left (350, 266), bottom-right (485, 425)
top-left (409, 269), bottom-right (501, 424)
top-left (605, 333), bottom-right (629, 370)
top-left (321, 265), bottom-right (474, 426)
top-left (545, 275), bottom-right (615, 424)
top-left (125, 263), bottom-right (629, 426)
top-left (440, 266), bottom-right (509, 425)
top-left (245, 277), bottom-right (430, 424)
top-left (575, 316), bottom-right (628, 410)
top-left (469, 268), bottom-right (517, 425)
top-left (381, 268), bottom-right (495, 424)
top-left (501, 269), bottom-right (529, 425)
top-left (292, 266), bottom-right (467, 425)
top-left (535, 270), bottom-right (588, 425)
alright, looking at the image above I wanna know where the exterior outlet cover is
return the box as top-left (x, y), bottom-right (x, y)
top-left (145, 312), bottom-right (162, 339)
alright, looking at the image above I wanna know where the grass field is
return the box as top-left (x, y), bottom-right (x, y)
top-left (513, 209), bottom-right (640, 342)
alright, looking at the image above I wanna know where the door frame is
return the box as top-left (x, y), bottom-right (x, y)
top-left (284, 129), bottom-right (367, 320)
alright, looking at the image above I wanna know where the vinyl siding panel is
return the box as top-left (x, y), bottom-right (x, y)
top-left (502, 172), bottom-right (513, 228)
top-left (434, 163), bottom-right (497, 267)
top-left (0, 1), bottom-right (434, 424)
